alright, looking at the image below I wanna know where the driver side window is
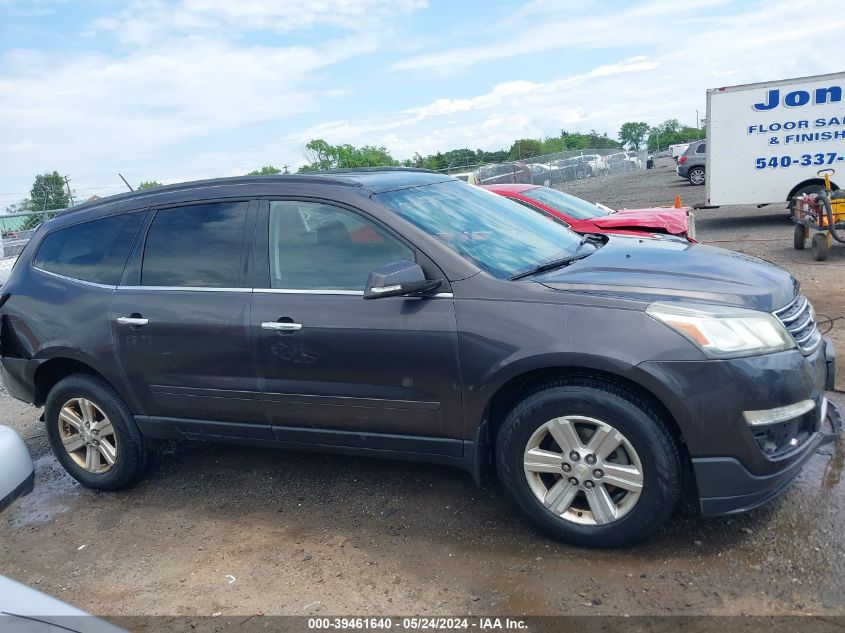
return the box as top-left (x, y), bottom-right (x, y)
top-left (269, 201), bottom-right (414, 291)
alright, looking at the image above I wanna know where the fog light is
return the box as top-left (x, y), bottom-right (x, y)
top-left (743, 399), bottom-right (815, 426)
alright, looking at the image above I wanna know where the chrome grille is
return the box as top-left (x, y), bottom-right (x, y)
top-left (774, 294), bottom-right (821, 354)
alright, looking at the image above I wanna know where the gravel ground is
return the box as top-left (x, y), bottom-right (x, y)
top-left (1, 161), bottom-right (844, 621)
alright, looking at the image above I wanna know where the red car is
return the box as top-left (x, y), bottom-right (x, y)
top-left (482, 184), bottom-right (695, 241)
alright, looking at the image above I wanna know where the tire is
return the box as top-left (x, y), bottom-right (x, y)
top-left (496, 377), bottom-right (682, 548)
top-left (688, 167), bottom-right (705, 186)
top-left (45, 374), bottom-right (148, 490)
top-left (794, 224), bottom-right (807, 250)
top-left (813, 233), bottom-right (830, 261)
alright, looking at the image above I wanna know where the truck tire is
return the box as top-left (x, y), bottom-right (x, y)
top-left (688, 167), bottom-right (705, 186)
top-left (495, 377), bottom-right (682, 548)
top-left (45, 374), bottom-right (148, 490)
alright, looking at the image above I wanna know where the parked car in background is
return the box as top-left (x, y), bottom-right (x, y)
top-left (471, 163), bottom-right (532, 186)
top-left (551, 157), bottom-right (590, 180)
top-left (483, 184), bottom-right (695, 240)
top-left (625, 151), bottom-right (643, 169)
top-left (579, 154), bottom-right (609, 175)
top-left (677, 140), bottom-right (706, 185)
top-left (526, 163), bottom-right (563, 187)
top-left (606, 153), bottom-right (635, 174)
top-left (1, 169), bottom-right (838, 547)
top-left (670, 143), bottom-right (691, 161)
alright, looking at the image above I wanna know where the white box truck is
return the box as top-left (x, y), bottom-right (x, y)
top-left (706, 72), bottom-right (845, 206)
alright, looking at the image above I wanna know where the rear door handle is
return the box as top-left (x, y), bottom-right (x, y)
top-left (116, 316), bottom-right (149, 326)
top-left (261, 321), bottom-right (302, 332)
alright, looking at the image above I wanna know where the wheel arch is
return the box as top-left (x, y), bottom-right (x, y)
top-left (787, 178), bottom-right (840, 201)
top-left (474, 365), bottom-right (692, 487)
top-left (33, 356), bottom-right (116, 407)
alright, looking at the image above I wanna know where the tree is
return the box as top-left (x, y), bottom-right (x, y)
top-left (508, 139), bottom-right (543, 161)
top-left (246, 166), bottom-right (282, 176)
top-left (137, 180), bottom-right (163, 189)
top-left (646, 119), bottom-right (702, 151)
top-left (618, 122), bottom-right (650, 150)
top-left (298, 139), bottom-right (399, 172)
top-left (29, 172), bottom-right (69, 211)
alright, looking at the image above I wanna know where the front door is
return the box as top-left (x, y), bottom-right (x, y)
top-left (111, 200), bottom-right (265, 435)
top-left (251, 199), bottom-right (462, 455)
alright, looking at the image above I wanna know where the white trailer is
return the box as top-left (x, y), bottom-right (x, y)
top-left (706, 72), bottom-right (845, 206)
top-left (669, 143), bottom-right (690, 160)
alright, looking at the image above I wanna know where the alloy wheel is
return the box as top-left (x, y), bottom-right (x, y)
top-left (523, 416), bottom-right (643, 525)
top-left (690, 169), bottom-right (705, 185)
top-left (57, 398), bottom-right (118, 474)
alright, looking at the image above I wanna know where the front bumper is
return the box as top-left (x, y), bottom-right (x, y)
top-left (626, 336), bottom-right (840, 517)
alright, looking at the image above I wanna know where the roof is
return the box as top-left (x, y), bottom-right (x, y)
top-left (59, 168), bottom-right (455, 217)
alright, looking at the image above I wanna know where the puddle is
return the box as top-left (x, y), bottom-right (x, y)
top-left (9, 453), bottom-right (80, 528)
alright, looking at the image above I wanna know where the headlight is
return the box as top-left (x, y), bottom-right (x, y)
top-left (646, 302), bottom-right (795, 359)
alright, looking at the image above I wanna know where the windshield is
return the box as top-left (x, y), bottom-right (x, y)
top-left (377, 180), bottom-right (584, 279)
top-left (521, 187), bottom-right (612, 220)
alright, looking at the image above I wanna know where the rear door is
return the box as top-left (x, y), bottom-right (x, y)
top-left (250, 198), bottom-right (463, 455)
top-left (111, 200), bottom-right (265, 434)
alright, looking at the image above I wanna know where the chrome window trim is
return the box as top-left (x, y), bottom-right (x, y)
top-left (255, 288), bottom-right (364, 296)
top-left (119, 286), bottom-right (251, 293)
top-left (32, 266), bottom-right (117, 290)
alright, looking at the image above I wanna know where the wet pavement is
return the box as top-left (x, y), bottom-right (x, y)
top-left (1, 162), bottom-right (844, 618)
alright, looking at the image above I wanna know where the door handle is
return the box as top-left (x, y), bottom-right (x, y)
top-left (261, 321), bottom-right (302, 332)
top-left (116, 316), bottom-right (149, 326)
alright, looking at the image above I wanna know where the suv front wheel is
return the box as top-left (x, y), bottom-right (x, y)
top-left (45, 374), bottom-right (148, 490)
top-left (496, 378), bottom-right (682, 547)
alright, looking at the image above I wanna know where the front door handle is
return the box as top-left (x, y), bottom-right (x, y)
top-left (116, 316), bottom-right (149, 326)
top-left (261, 321), bottom-right (302, 332)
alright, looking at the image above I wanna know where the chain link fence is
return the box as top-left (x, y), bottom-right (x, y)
top-left (0, 210), bottom-right (57, 283)
top-left (442, 148), bottom-right (650, 187)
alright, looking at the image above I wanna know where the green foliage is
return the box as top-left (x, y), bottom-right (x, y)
top-left (298, 139), bottom-right (399, 172)
top-left (28, 171), bottom-right (69, 211)
top-left (508, 139), bottom-right (543, 160)
top-left (246, 166), bottom-right (284, 176)
top-left (137, 180), bottom-right (163, 189)
top-left (646, 119), bottom-right (701, 151)
top-left (618, 122), bottom-right (650, 150)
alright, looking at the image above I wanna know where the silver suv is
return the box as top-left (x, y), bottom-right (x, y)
top-left (677, 140), bottom-right (706, 185)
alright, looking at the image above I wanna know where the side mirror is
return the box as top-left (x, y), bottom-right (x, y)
top-left (363, 260), bottom-right (442, 300)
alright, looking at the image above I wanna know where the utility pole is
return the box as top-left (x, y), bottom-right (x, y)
top-left (696, 109), bottom-right (700, 136)
top-left (283, 164), bottom-right (290, 175)
top-left (63, 175), bottom-right (75, 206)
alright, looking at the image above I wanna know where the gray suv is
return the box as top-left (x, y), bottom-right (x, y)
top-left (0, 169), bottom-right (838, 547)
top-left (677, 140), bottom-right (706, 185)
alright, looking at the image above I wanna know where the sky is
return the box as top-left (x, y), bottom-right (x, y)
top-left (1, 0), bottom-right (844, 208)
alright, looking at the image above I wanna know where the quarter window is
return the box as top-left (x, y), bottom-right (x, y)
top-left (33, 212), bottom-right (144, 285)
top-left (142, 202), bottom-right (248, 287)
top-left (269, 201), bottom-right (413, 291)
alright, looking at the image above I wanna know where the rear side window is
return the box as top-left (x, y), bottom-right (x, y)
top-left (142, 202), bottom-right (248, 287)
top-left (696, 143), bottom-right (706, 153)
top-left (33, 212), bottom-right (144, 285)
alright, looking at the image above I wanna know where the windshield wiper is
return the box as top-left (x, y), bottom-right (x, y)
top-left (508, 251), bottom-right (593, 280)
top-left (509, 234), bottom-right (601, 281)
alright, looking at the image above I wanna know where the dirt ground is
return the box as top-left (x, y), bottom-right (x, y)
top-left (1, 160), bottom-right (844, 621)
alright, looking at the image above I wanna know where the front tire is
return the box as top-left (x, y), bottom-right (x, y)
top-left (496, 378), bottom-right (682, 547)
top-left (813, 233), bottom-right (830, 261)
top-left (794, 224), bottom-right (807, 250)
top-left (45, 374), bottom-right (148, 490)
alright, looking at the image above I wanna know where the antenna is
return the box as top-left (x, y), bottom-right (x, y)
top-left (118, 173), bottom-right (134, 191)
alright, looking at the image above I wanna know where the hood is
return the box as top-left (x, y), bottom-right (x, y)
top-left (538, 236), bottom-right (797, 311)
top-left (589, 207), bottom-right (690, 236)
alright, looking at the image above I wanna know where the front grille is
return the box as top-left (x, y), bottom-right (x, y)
top-left (774, 294), bottom-right (821, 354)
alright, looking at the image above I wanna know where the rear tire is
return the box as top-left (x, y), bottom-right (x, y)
top-left (495, 377), bottom-right (682, 547)
top-left (688, 167), bottom-right (705, 186)
top-left (813, 233), bottom-right (830, 261)
top-left (45, 374), bottom-right (148, 490)
top-left (794, 224), bottom-right (806, 250)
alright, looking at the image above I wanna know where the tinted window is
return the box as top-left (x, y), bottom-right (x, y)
top-left (269, 201), bottom-right (413, 291)
top-left (696, 143), bottom-right (706, 153)
top-left (142, 202), bottom-right (247, 287)
top-left (33, 212), bottom-right (144, 285)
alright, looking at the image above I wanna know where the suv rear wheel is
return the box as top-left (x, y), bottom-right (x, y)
top-left (688, 166), bottom-right (705, 186)
top-left (496, 378), bottom-right (682, 547)
top-left (45, 374), bottom-right (148, 490)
